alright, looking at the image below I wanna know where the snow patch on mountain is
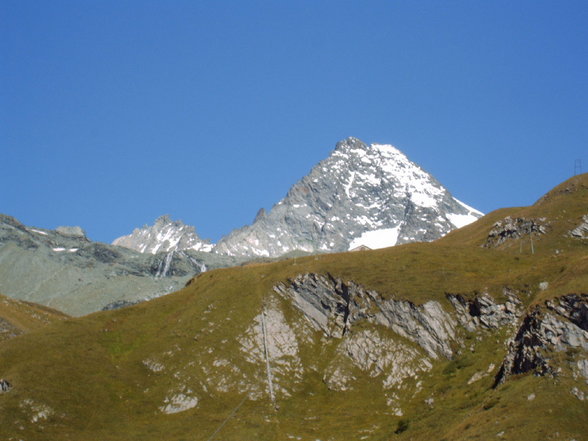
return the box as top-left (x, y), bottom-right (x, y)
top-left (348, 226), bottom-right (402, 250)
top-left (447, 212), bottom-right (478, 229)
top-left (447, 199), bottom-right (483, 228)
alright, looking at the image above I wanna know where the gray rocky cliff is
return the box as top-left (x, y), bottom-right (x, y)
top-left (271, 274), bottom-right (534, 363)
top-left (494, 294), bottom-right (588, 386)
top-left (273, 273), bottom-right (459, 359)
top-left (447, 290), bottom-right (523, 331)
top-left (222, 274), bottom-right (536, 414)
top-left (214, 137), bottom-right (482, 258)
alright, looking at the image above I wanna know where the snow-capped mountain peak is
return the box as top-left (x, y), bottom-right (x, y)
top-left (113, 215), bottom-right (213, 254)
top-left (213, 137), bottom-right (482, 257)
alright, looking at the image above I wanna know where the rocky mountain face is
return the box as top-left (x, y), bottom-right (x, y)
top-left (214, 137), bottom-right (482, 257)
top-left (113, 215), bottom-right (213, 254)
top-left (112, 137), bottom-right (481, 259)
top-left (0, 215), bottom-right (239, 316)
top-left (270, 274), bottom-right (586, 408)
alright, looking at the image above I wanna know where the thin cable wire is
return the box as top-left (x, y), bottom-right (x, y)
top-left (206, 395), bottom-right (248, 441)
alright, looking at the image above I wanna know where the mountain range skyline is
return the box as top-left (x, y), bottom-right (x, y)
top-left (108, 137), bottom-right (484, 256)
top-left (3, 2), bottom-right (586, 244)
top-left (0, 136), bottom-right (488, 315)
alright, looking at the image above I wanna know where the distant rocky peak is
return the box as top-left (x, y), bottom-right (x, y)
top-left (154, 215), bottom-right (175, 226)
top-left (112, 216), bottom-right (213, 254)
top-left (334, 136), bottom-right (368, 152)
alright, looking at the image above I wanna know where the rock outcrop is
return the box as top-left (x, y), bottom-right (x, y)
top-left (239, 298), bottom-right (305, 399)
top-left (268, 274), bottom-right (584, 398)
top-left (273, 273), bottom-right (458, 358)
top-left (494, 294), bottom-right (588, 386)
top-left (56, 226), bottom-right (86, 238)
top-left (447, 289), bottom-right (523, 331)
top-left (0, 379), bottom-right (12, 393)
top-left (484, 216), bottom-right (549, 248)
top-left (569, 215), bottom-right (588, 239)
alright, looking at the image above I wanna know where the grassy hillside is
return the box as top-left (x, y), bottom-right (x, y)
top-left (0, 174), bottom-right (586, 441)
top-left (0, 293), bottom-right (68, 342)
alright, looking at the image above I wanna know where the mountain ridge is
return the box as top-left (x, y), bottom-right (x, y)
top-left (114, 137), bottom-right (483, 258)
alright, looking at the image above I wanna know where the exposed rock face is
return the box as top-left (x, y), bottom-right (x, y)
top-left (159, 389), bottom-right (199, 414)
top-left (269, 274), bottom-right (587, 407)
top-left (494, 294), bottom-right (588, 386)
top-left (214, 137), bottom-right (481, 257)
top-left (323, 328), bottom-right (433, 394)
top-left (258, 273), bottom-right (547, 417)
top-left (569, 215), bottom-right (588, 239)
top-left (374, 298), bottom-right (457, 359)
top-left (0, 214), bottom-right (222, 315)
top-left (113, 215), bottom-right (213, 254)
top-left (239, 299), bottom-right (305, 399)
top-left (269, 273), bottom-right (584, 395)
top-left (484, 216), bottom-right (548, 248)
top-left (274, 273), bottom-right (459, 359)
top-left (447, 290), bottom-right (523, 332)
top-left (273, 273), bottom-right (374, 339)
top-left (546, 294), bottom-right (588, 331)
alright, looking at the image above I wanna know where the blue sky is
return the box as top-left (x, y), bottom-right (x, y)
top-left (2, 1), bottom-right (587, 243)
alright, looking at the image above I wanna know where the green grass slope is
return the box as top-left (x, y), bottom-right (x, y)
top-left (0, 174), bottom-right (586, 441)
top-left (0, 293), bottom-right (68, 342)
